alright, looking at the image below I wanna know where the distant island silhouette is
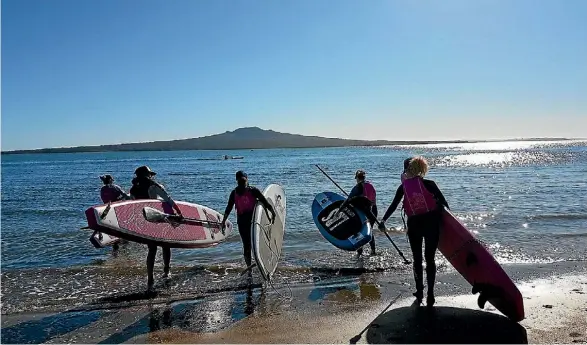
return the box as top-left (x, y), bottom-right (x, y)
top-left (1, 127), bottom-right (574, 155)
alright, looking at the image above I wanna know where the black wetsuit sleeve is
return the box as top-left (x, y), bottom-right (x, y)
top-left (348, 183), bottom-right (363, 199)
top-left (340, 183), bottom-right (363, 209)
top-left (114, 184), bottom-right (131, 200)
top-left (382, 185), bottom-right (404, 222)
top-left (251, 187), bottom-right (275, 213)
top-left (423, 179), bottom-right (449, 209)
top-left (224, 190), bottom-right (236, 217)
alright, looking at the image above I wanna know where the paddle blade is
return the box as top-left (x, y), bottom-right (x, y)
top-left (143, 207), bottom-right (169, 223)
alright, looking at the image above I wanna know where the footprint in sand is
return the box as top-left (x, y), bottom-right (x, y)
top-left (569, 332), bottom-right (582, 338)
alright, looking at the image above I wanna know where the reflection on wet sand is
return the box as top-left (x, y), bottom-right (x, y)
top-left (1, 282), bottom-right (269, 344)
top-left (99, 283), bottom-right (266, 344)
top-left (0, 310), bottom-right (109, 344)
top-left (308, 275), bottom-right (382, 304)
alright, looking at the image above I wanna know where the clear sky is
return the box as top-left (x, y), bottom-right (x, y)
top-left (2, 0), bottom-right (586, 150)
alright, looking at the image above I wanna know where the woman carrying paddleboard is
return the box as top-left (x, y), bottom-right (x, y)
top-left (378, 156), bottom-right (449, 307)
top-left (339, 169), bottom-right (378, 256)
top-left (129, 165), bottom-right (184, 291)
top-left (221, 171), bottom-right (276, 270)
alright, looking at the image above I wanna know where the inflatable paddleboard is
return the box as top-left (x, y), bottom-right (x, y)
top-left (89, 231), bottom-right (121, 248)
top-left (311, 191), bottom-right (372, 251)
top-left (438, 209), bottom-right (525, 321)
top-left (251, 184), bottom-right (286, 282)
top-left (85, 200), bottom-right (233, 248)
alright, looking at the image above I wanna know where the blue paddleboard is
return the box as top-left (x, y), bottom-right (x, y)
top-left (311, 191), bottom-right (372, 251)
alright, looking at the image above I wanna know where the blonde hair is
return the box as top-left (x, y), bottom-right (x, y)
top-left (407, 156), bottom-right (429, 177)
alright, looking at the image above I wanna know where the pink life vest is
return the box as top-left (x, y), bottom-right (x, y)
top-left (402, 177), bottom-right (437, 217)
top-left (362, 181), bottom-right (376, 204)
top-left (235, 188), bottom-right (256, 215)
top-left (100, 185), bottom-right (123, 203)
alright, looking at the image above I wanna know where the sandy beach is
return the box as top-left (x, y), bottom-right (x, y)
top-left (2, 261), bottom-right (586, 344)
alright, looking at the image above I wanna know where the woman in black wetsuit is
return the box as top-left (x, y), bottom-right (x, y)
top-left (378, 156), bottom-right (449, 307)
top-left (221, 171), bottom-right (276, 271)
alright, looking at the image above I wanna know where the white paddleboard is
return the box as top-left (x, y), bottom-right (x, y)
top-left (251, 184), bottom-right (286, 282)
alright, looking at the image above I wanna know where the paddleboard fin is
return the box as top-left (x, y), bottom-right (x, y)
top-left (478, 292), bottom-right (488, 309)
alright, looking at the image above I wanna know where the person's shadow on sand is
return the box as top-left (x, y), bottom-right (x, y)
top-left (365, 303), bottom-right (528, 344)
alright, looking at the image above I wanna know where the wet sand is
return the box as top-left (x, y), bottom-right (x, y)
top-left (134, 271), bottom-right (587, 344)
top-left (2, 261), bottom-right (586, 344)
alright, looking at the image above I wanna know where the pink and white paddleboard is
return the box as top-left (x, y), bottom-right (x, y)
top-left (85, 200), bottom-right (233, 248)
top-left (438, 208), bottom-right (525, 321)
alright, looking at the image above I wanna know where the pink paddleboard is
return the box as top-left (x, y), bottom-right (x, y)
top-left (438, 209), bottom-right (525, 321)
top-left (85, 200), bottom-right (233, 248)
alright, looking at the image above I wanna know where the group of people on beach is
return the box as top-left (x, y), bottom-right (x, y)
top-left (98, 156), bottom-right (450, 306)
top-left (99, 165), bottom-right (276, 291)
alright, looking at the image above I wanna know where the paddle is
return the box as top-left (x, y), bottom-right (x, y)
top-left (315, 164), bottom-right (411, 265)
top-left (349, 292), bottom-right (402, 344)
top-left (142, 207), bottom-right (222, 228)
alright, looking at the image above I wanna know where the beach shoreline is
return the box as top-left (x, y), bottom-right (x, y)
top-left (2, 260), bottom-right (586, 344)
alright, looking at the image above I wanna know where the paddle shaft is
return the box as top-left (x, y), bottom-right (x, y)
top-left (168, 215), bottom-right (221, 226)
top-left (315, 164), bottom-right (411, 264)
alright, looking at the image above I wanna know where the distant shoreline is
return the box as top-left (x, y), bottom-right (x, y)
top-left (1, 126), bottom-right (579, 155)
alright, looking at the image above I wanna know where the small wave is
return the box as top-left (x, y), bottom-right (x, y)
top-left (168, 172), bottom-right (201, 176)
top-left (201, 263), bottom-right (399, 276)
top-left (527, 213), bottom-right (587, 221)
top-left (1, 208), bottom-right (82, 217)
top-left (551, 233), bottom-right (587, 239)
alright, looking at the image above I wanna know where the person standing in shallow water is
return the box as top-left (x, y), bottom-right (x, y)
top-left (378, 156), bottom-right (449, 307)
top-left (221, 171), bottom-right (276, 269)
top-left (99, 174), bottom-right (131, 204)
top-left (338, 169), bottom-right (378, 256)
top-left (129, 165), bottom-right (183, 292)
top-left (98, 174), bottom-right (131, 252)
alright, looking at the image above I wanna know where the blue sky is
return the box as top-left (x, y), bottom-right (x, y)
top-left (2, 0), bottom-right (586, 150)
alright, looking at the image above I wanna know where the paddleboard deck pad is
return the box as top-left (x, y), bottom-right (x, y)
top-left (312, 191), bottom-right (372, 251)
top-left (438, 208), bottom-right (525, 321)
top-left (251, 184), bottom-right (286, 282)
top-left (89, 231), bottom-right (121, 248)
top-left (85, 200), bottom-right (233, 248)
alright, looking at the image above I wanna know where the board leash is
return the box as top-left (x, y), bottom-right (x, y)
top-left (254, 220), bottom-right (293, 300)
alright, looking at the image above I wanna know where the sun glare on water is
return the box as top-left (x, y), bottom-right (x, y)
top-left (395, 140), bottom-right (586, 152)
